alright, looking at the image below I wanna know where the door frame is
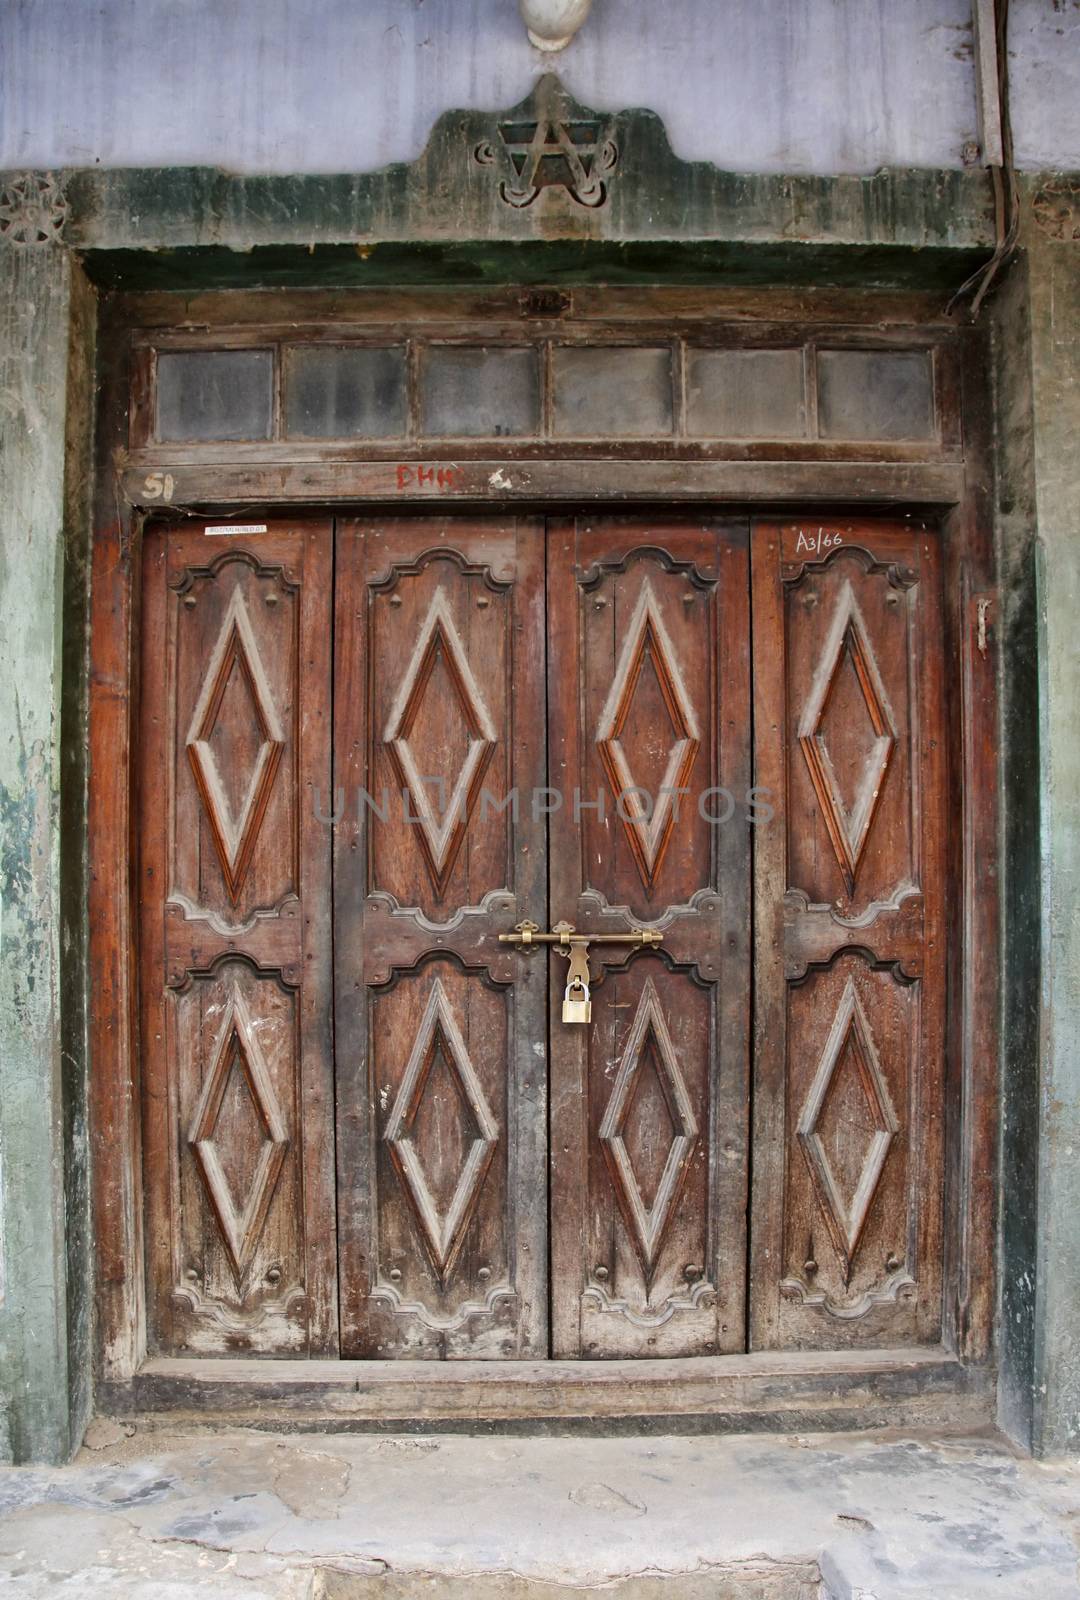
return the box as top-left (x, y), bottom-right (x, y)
top-left (88, 286), bottom-right (999, 1428)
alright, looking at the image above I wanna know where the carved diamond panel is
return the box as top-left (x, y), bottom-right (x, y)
top-left (188, 984), bottom-right (289, 1283)
top-left (186, 585), bottom-right (285, 901)
top-left (797, 581), bottom-right (896, 895)
top-left (797, 976), bottom-right (898, 1281)
top-left (599, 977), bottom-right (699, 1275)
top-left (383, 587), bottom-right (498, 897)
top-left (385, 979), bottom-right (498, 1279)
top-left (596, 579), bottom-right (701, 889)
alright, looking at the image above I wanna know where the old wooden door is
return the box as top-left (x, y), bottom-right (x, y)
top-left (547, 517), bottom-right (751, 1358)
top-left (139, 511), bottom-right (944, 1366)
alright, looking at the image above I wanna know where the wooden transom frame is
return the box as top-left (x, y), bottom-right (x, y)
top-left (88, 283), bottom-right (999, 1425)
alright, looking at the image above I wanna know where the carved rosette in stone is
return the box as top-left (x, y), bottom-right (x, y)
top-left (0, 172), bottom-right (68, 246)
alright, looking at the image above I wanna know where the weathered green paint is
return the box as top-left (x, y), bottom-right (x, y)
top-left (992, 251), bottom-right (1041, 1452)
top-left (1023, 202), bottom-right (1080, 1458)
top-left (79, 239), bottom-right (989, 295)
top-left (52, 78), bottom-right (995, 262)
top-left (58, 260), bottom-right (96, 1460)
top-left (0, 239), bottom-right (92, 1464)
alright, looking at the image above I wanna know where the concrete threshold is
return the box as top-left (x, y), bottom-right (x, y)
top-left (315, 1570), bottom-right (821, 1598)
top-left (1, 1424), bottom-right (1078, 1599)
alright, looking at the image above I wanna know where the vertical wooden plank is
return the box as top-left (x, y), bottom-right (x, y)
top-left (139, 518), bottom-right (336, 1356)
top-left (749, 522), bottom-right (789, 1351)
top-left (750, 516), bottom-right (948, 1350)
top-left (89, 306), bottom-right (145, 1382)
top-left (334, 516), bottom-right (548, 1358)
top-left (548, 515), bottom-right (751, 1358)
top-left (944, 329), bottom-right (1000, 1366)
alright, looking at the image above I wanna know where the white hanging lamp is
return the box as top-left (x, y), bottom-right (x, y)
top-left (519, 0), bottom-right (594, 52)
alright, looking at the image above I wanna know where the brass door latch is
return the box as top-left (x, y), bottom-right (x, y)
top-left (498, 920), bottom-right (663, 1025)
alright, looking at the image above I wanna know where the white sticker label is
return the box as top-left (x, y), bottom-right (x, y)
top-left (204, 524), bottom-right (269, 536)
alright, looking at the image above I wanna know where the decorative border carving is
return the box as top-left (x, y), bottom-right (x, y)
top-left (169, 548), bottom-right (301, 595)
top-left (779, 1270), bottom-right (916, 1321)
top-left (368, 546), bottom-right (515, 594)
top-left (782, 886), bottom-right (925, 983)
top-left (167, 891), bottom-right (301, 940)
top-left (578, 544), bottom-right (718, 592)
top-left (172, 1275), bottom-right (306, 1333)
top-left (366, 888), bottom-right (516, 934)
top-left (369, 1277), bottom-right (517, 1333)
top-left (575, 889), bottom-right (725, 986)
top-left (0, 172), bottom-right (67, 246)
top-left (781, 542), bottom-right (918, 591)
top-left (581, 1277), bottom-right (716, 1329)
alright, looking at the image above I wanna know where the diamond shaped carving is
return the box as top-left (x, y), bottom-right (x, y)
top-left (797, 977), bottom-right (898, 1281)
top-left (596, 579), bottom-right (701, 889)
top-left (798, 581), bottom-right (897, 895)
top-left (188, 984), bottom-right (289, 1283)
top-left (383, 587), bottom-right (498, 898)
top-left (186, 585), bottom-right (285, 902)
top-left (385, 979), bottom-right (498, 1280)
top-left (599, 977), bottom-right (698, 1276)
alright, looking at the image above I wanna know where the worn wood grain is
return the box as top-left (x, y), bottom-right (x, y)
top-left (120, 459), bottom-right (967, 509)
top-left (139, 519), bottom-right (336, 1356)
top-left (547, 517), bottom-right (751, 1358)
top-left (105, 1346), bottom-right (992, 1432)
top-left (750, 517), bottom-right (948, 1351)
top-left (334, 517), bottom-right (548, 1358)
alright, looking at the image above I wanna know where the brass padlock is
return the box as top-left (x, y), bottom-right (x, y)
top-left (562, 976), bottom-right (592, 1024)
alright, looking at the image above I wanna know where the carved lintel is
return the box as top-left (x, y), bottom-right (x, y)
top-left (0, 172), bottom-right (68, 247)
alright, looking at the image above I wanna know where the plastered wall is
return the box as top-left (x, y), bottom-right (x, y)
top-left (5, 0), bottom-right (1073, 178)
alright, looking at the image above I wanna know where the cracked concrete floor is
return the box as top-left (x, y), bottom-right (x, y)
top-left (0, 1425), bottom-right (1079, 1598)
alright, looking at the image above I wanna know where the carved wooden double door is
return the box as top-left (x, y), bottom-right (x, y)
top-left (139, 513), bottom-right (945, 1362)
